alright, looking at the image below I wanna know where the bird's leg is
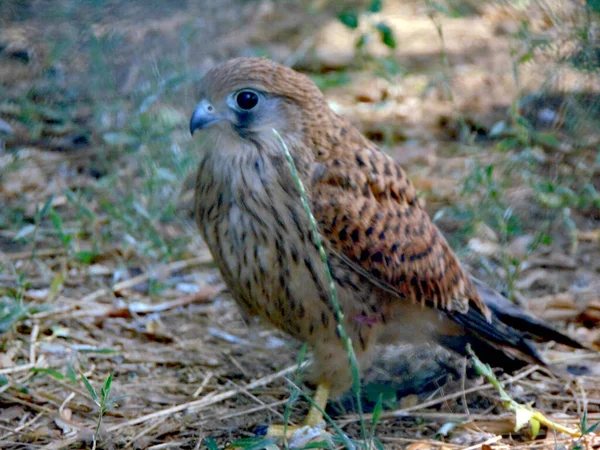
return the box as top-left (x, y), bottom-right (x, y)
top-left (266, 382), bottom-right (331, 438)
top-left (303, 382), bottom-right (330, 426)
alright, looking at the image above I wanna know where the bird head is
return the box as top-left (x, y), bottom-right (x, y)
top-left (189, 58), bottom-right (331, 155)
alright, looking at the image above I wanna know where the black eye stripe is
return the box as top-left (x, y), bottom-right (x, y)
top-left (236, 90), bottom-right (259, 110)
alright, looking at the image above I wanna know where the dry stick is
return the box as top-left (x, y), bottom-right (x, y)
top-left (144, 442), bottom-right (185, 449)
top-left (58, 392), bottom-right (76, 419)
top-left (33, 285), bottom-right (224, 322)
top-left (29, 322), bottom-right (39, 364)
top-left (461, 357), bottom-right (470, 416)
top-left (105, 363), bottom-right (301, 432)
top-left (47, 387), bottom-right (292, 450)
top-left (510, 439), bottom-right (578, 449)
top-left (124, 417), bottom-right (169, 449)
top-left (44, 436), bottom-right (77, 449)
top-left (193, 371), bottom-right (213, 398)
top-left (378, 437), bottom-right (463, 447)
top-left (107, 285), bottom-right (225, 318)
top-left (0, 360), bottom-right (40, 376)
top-left (357, 411), bottom-right (514, 422)
top-left (1, 248), bottom-right (67, 261)
top-left (339, 364), bottom-right (540, 425)
top-left (350, 410), bottom-right (600, 425)
top-left (225, 379), bottom-right (287, 422)
top-left (112, 255), bottom-right (213, 293)
top-left (0, 371), bottom-right (36, 395)
top-left (198, 399), bottom-right (290, 424)
top-left (31, 288), bottom-right (110, 320)
top-left (461, 435), bottom-right (503, 450)
top-left (0, 412), bottom-right (44, 441)
top-left (0, 393), bottom-right (54, 414)
top-left (546, 352), bottom-right (600, 364)
top-left (542, 395), bottom-right (600, 405)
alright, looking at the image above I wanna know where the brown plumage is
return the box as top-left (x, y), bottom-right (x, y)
top-left (190, 57), bottom-right (582, 432)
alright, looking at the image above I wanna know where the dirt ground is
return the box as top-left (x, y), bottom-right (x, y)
top-left (1, 0), bottom-right (600, 449)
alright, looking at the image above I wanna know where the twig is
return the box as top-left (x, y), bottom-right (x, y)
top-left (105, 363), bottom-right (302, 432)
top-left (197, 399), bottom-right (289, 424)
top-left (192, 371), bottom-right (213, 398)
top-left (0, 360), bottom-right (40, 376)
top-left (29, 322), bottom-right (39, 364)
top-left (107, 285), bottom-right (225, 318)
top-left (31, 288), bottom-right (110, 320)
top-left (1, 248), bottom-right (67, 261)
top-left (510, 438), bottom-right (584, 449)
top-left (353, 410), bottom-right (600, 424)
top-left (112, 255), bottom-right (213, 293)
top-left (378, 437), bottom-right (463, 447)
top-left (461, 356), bottom-right (469, 416)
top-left (33, 286), bottom-right (223, 322)
top-left (340, 364), bottom-right (541, 425)
top-left (0, 411), bottom-right (44, 441)
top-left (0, 393), bottom-right (54, 414)
top-left (225, 379), bottom-right (287, 421)
top-left (542, 395), bottom-right (600, 405)
top-left (462, 435), bottom-right (503, 450)
top-left (545, 352), bottom-right (600, 364)
top-left (58, 392), bottom-right (76, 418)
top-left (470, 349), bottom-right (581, 437)
top-left (0, 371), bottom-right (36, 394)
top-left (123, 417), bottom-right (169, 449)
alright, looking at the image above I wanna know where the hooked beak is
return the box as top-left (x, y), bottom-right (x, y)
top-left (190, 100), bottom-right (223, 135)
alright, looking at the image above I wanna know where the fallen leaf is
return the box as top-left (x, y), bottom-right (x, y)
top-left (406, 443), bottom-right (435, 450)
top-left (579, 300), bottom-right (600, 325)
top-left (54, 417), bottom-right (79, 437)
top-left (528, 292), bottom-right (581, 321)
top-left (0, 405), bottom-right (25, 421)
top-left (578, 229), bottom-right (600, 242)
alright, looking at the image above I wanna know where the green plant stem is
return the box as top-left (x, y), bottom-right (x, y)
top-left (469, 347), bottom-right (580, 438)
top-left (273, 129), bottom-right (367, 442)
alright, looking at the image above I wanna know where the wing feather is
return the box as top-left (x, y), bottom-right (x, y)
top-left (310, 144), bottom-right (491, 319)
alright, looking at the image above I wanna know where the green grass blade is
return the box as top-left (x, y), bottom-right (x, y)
top-left (81, 373), bottom-right (99, 405)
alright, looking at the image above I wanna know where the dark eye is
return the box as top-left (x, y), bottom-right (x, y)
top-left (236, 90), bottom-right (259, 110)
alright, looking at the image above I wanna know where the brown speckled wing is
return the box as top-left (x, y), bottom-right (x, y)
top-left (310, 141), bottom-right (491, 319)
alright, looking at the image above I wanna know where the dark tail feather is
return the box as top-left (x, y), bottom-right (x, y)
top-left (447, 302), bottom-right (547, 368)
top-left (437, 334), bottom-right (538, 371)
top-left (439, 278), bottom-right (583, 371)
top-left (472, 277), bottom-right (584, 349)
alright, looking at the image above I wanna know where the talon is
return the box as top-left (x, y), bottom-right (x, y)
top-left (263, 382), bottom-right (330, 438)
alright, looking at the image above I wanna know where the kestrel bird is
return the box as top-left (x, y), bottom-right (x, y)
top-left (189, 58), bottom-right (582, 435)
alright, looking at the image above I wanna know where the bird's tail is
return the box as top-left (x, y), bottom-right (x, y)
top-left (472, 277), bottom-right (584, 349)
top-left (438, 277), bottom-right (583, 371)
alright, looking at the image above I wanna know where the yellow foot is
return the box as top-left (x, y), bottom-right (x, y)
top-left (266, 422), bottom-right (330, 449)
top-left (264, 382), bottom-right (331, 439)
top-left (266, 423), bottom-right (323, 438)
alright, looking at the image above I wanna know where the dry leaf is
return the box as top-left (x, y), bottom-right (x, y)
top-left (406, 443), bottom-right (435, 450)
top-left (579, 300), bottom-right (600, 324)
top-left (0, 405), bottom-right (25, 421)
top-left (60, 407), bottom-right (72, 421)
top-left (54, 417), bottom-right (78, 437)
top-left (528, 292), bottom-right (581, 321)
top-left (399, 394), bottom-right (420, 409)
top-left (578, 229), bottom-right (600, 242)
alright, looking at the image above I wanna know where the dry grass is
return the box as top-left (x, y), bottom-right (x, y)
top-left (1, 0), bottom-right (600, 448)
